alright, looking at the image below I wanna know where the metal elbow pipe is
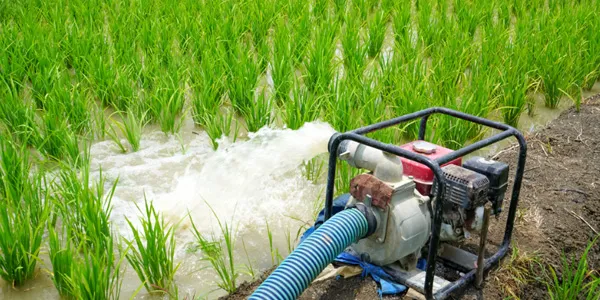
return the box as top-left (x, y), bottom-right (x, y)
top-left (329, 136), bottom-right (403, 183)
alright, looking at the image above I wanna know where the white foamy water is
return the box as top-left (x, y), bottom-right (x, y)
top-left (90, 121), bottom-right (335, 298)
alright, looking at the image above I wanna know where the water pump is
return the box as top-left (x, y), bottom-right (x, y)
top-left (337, 139), bottom-right (510, 267)
top-left (323, 108), bottom-right (526, 299)
top-left (251, 107), bottom-right (526, 300)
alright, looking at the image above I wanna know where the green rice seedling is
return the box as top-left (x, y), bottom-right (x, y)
top-left (49, 167), bottom-right (124, 300)
top-left (203, 109), bottom-right (237, 150)
top-left (378, 51), bottom-right (401, 103)
top-left (547, 238), bottom-right (600, 300)
top-left (191, 48), bottom-right (226, 127)
top-left (112, 109), bottom-right (148, 152)
top-left (248, 0), bottom-right (275, 71)
top-left (244, 91), bottom-right (273, 133)
top-left (290, 5), bottom-right (312, 65)
top-left (38, 109), bottom-right (83, 165)
top-left (272, 19), bottom-right (295, 103)
top-left (313, 0), bottom-right (329, 21)
top-left (266, 221), bottom-right (282, 266)
top-left (241, 239), bottom-right (256, 278)
top-left (92, 103), bottom-right (108, 140)
top-left (0, 79), bottom-right (41, 146)
top-left (149, 72), bottom-right (186, 135)
top-left (305, 20), bottom-right (337, 94)
top-left (0, 184), bottom-right (50, 286)
top-left (356, 78), bottom-right (384, 126)
top-left (392, 1), bottom-right (411, 47)
top-left (28, 63), bottom-right (62, 110)
top-left (391, 54), bottom-right (430, 139)
top-left (535, 14), bottom-right (572, 109)
top-left (454, 0), bottom-right (481, 38)
top-left (66, 233), bottom-right (125, 300)
top-left (225, 42), bottom-right (261, 115)
top-left (352, 0), bottom-right (370, 23)
top-left (48, 226), bottom-right (75, 297)
top-left (284, 83), bottom-right (322, 130)
top-left (429, 28), bottom-right (473, 106)
top-left (416, 0), bottom-right (437, 50)
top-left (367, 10), bottom-right (388, 58)
top-left (333, 0), bottom-right (347, 21)
top-left (47, 81), bottom-right (92, 135)
top-left (125, 198), bottom-right (180, 294)
top-left (302, 157), bottom-right (325, 183)
top-left (0, 139), bottom-right (50, 285)
top-left (190, 208), bottom-right (238, 294)
top-left (326, 78), bottom-right (359, 132)
top-left (499, 50), bottom-right (531, 127)
top-left (106, 124), bottom-right (128, 154)
top-left (54, 165), bottom-right (117, 253)
top-left (342, 9), bottom-right (368, 79)
top-left (0, 135), bottom-right (31, 201)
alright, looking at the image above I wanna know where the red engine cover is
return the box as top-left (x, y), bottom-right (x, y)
top-left (399, 140), bottom-right (462, 196)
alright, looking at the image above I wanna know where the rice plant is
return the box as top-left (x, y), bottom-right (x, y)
top-left (65, 234), bottom-right (125, 300)
top-left (290, 5), bottom-right (311, 65)
top-left (272, 19), bottom-right (294, 103)
top-left (266, 221), bottom-right (282, 266)
top-left (284, 83), bottom-right (322, 130)
top-left (148, 72), bottom-right (186, 135)
top-left (342, 9), bottom-right (368, 79)
top-left (225, 42), bottom-right (261, 115)
top-left (0, 139), bottom-right (50, 286)
top-left (112, 109), bottom-right (148, 152)
top-left (304, 19), bottom-right (337, 95)
top-left (54, 165), bottom-right (117, 253)
top-left (244, 91), bottom-right (273, 133)
top-left (125, 198), bottom-right (180, 295)
top-left (499, 47), bottom-right (531, 127)
top-left (392, 1), bottom-right (411, 47)
top-left (190, 210), bottom-right (238, 294)
top-left (367, 10), bottom-right (387, 58)
top-left (203, 109), bottom-right (237, 150)
top-left (50, 165), bottom-right (124, 300)
top-left (191, 48), bottom-right (225, 127)
top-left (0, 79), bottom-right (41, 146)
top-left (48, 226), bottom-right (75, 297)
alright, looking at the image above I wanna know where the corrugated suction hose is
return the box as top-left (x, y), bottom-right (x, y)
top-left (249, 208), bottom-right (370, 300)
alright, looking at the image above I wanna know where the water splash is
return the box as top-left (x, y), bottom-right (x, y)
top-left (88, 121), bottom-right (335, 297)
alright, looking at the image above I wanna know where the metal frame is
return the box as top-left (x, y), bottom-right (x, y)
top-left (324, 107), bottom-right (527, 300)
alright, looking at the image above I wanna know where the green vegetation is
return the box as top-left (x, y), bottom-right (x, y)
top-left (0, 138), bottom-right (50, 286)
top-left (125, 199), bottom-right (179, 295)
top-left (1, 0), bottom-right (600, 298)
top-left (48, 167), bottom-right (125, 300)
top-left (190, 210), bottom-right (239, 294)
top-left (547, 238), bottom-right (600, 300)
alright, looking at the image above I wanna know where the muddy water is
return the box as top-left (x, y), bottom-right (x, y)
top-left (0, 121), bottom-right (335, 300)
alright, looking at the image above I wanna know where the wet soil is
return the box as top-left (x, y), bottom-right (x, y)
top-left (226, 94), bottom-right (600, 300)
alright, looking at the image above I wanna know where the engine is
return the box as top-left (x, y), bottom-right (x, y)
top-left (338, 140), bottom-right (509, 271)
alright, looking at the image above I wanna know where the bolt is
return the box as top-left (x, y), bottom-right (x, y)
top-left (376, 237), bottom-right (384, 243)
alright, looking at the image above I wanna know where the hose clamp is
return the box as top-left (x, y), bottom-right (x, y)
top-left (348, 203), bottom-right (378, 238)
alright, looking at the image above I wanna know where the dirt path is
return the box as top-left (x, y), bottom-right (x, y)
top-left (226, 95), bottom-right (600, 300)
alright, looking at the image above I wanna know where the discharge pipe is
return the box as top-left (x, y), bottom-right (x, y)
top-left (332, 137), bottom-right (404, 182)
top-left (249, 205), bottom-right (376, 300)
